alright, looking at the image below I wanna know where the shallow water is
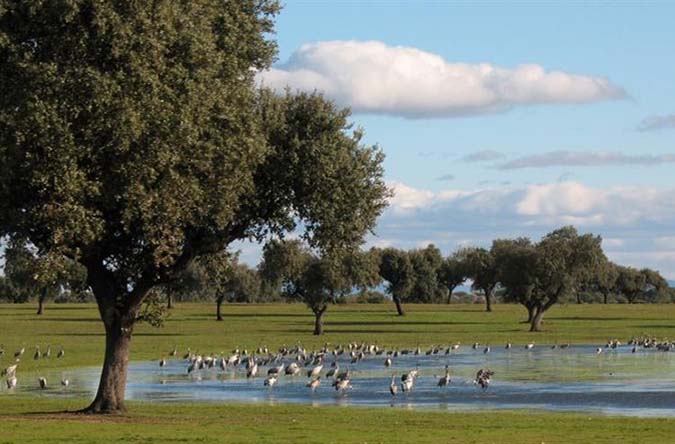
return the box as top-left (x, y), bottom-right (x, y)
top-left (6, 345), bottom-right (675, 417)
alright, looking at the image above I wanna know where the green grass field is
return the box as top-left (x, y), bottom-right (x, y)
top-left (2, 302), bottom-right (675, 443)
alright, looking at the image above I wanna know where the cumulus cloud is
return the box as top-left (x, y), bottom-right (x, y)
top-left (376, 180), bottom-right (675, 278)
top-left (498, 150), bottom-right (675, 169)
top-left (257, 40), bottom-right (625, 118)
top-left (638, 114), bottom-right (675, 131)
top-left (461, 150), bottom-right (506, 162)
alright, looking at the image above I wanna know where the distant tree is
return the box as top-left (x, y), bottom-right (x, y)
top-left (3, 238), bottom-right (87, 313)
top-left (589, 261), bottom-right (620, 304)
top-left (527, 227), bottom-right (605, 331)
top-left (492, 237), bottom-right (539, 323)
top-left (461, 247), bottom-right (499, 312)
top-left (408, 244), bottom-right (445, 303)
top-left (260, 240), bottom-right (374, 335)
top-left (616, 266), bottom-right (669, 303)
top-left (438, 252), bottom-right (468, 304)
top-left (0, 1), bottom-right (388, 413)
top-left (378, 248), bottom-right (414, 316)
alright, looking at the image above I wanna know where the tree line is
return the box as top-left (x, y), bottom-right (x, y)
top-left (3, 226), bottom-right (671, 334)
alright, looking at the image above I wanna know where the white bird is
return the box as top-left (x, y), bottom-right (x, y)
top-left (2, 364), bottom-right (18, 378)
top-left (61, 377), bottom-right (70, 388)
top-left (57, 347), bottom-right (65, 358)
top-left (483, 346), bottom-right (491, 354)
top-left (505, 342), bottom-right (512, 349)
top-left (285, 362), bottom-right (300, 376)
top-left (389, 375), bottom-right (398, 396)
top-left (159, 358), bottom-right (167, 368)
top-left (38, 377), bottom-right (47, 390)
top-left (33, 347), bottom-right (41, 360)
top-left (307, 377), bottom-right (321, 391)
top-left (451, 343), bottom-right (460, 351)
top-left (384, 357), bottom-right (392, 367)
top-left (525, 343), bottom-right (535, 350)
top-left (401, 376), bottom-right (414, 392)
top-left (596, 347), bottom-right (603, 354)
top-left (6, 376), bottom-right (17, 389)
top-left (307, 363), bottom-right (323, 379)
top-left (14, 347), bottom-right (25, 358)
top-left (247, 361), bottom-right (258, 378)
top-left (333, 378), bottom-right (351, 393)
top-left (169, 347), bottom-right (177, 357)
top-left (264, 375), bottom-right (277, 387)
top-left (401, 368), bottom-right (418, 392)
top-left (43, 345), bottom-right (51, 358)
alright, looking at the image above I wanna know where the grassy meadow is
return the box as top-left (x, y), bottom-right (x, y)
top-left (2, 301), bottom-right (675, 443)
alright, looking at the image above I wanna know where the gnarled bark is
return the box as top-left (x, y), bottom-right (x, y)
top-left (530, 307), bottom-right (545, 332)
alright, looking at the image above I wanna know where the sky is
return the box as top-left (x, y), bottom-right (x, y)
top-left (237, 0), bottom-right (675, 278)
top-left (2, 1), bottom-right (674, 280)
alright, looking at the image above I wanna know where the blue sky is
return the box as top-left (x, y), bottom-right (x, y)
top-left (243, 0), bottom-right (675, 277)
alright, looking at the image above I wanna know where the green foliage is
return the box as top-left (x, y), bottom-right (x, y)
top-left (0, 0), bottom-right (388, 325)
top-left (378, 248), bottom-right (414, 301)
top-left (407, 244), bottom-right (445, 303)
top-left (136, 288), bottom-right (169, 328)
top-left (260, 239), bottom-right (380, 333)
top-left (2, 238), bottom-right (88, 305)
top-left (438, 252), bottom-right (468, 302)
top-left (615, 266), bottom-right (669, 303)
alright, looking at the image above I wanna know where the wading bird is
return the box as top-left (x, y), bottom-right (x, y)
top-left (389, 375), bottom-right (398, 396)
top-left (307, 377), bottom-right (321, 391)
top-left (437, 365), bottom-right (451, 387)
top-left (6, 376), bottom-right (17, 389)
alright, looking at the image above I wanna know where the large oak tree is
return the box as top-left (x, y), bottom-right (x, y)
top-left (0, 1), bottom-right (388, 413)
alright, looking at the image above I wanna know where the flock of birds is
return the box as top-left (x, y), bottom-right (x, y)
top-left (0, 344), bottom-right (68, 391)
top-left (2, 335), bottom-right (674, 395)
top-left (168, 342), bottom-right (498, 395)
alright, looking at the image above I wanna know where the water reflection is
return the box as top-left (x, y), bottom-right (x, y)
top-left (4, 344), bottom-right (675, 417)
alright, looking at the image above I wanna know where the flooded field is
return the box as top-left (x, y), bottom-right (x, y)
top-left (6, 344), bottom-right (675, 417)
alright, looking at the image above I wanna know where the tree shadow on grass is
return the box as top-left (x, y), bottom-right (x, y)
top-left (326, 320), bottom-right (492, 326)
top-left (547, 316), bottom-right (662, 322)
top-left (60, 332), bottom-right (186, 337)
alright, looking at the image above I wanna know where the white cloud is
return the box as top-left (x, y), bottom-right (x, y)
top-left (258, 40), bottom-right (625, 118)
top-left (387, 181), bottom-right (435, 213)
top-left (378, 181), bottom-right (675, 277)
top-left (516, 182), bottom-right (605, 217)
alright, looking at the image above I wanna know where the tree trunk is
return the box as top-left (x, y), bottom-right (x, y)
top-left (525, 303), bottom-right (536, 324)
top-left (484, 288), bottom-right (492, 312)
top-left (530, 307), bottom-right (545, 332)
top-left (82, 314), bottom-right (133, 413)
top-left (36, 297), bottom-right (44, 315)
top-left (393, 296), bottom-right (405, 316)
top-left (603, 292), bottom-right (608, 304)
top-left (313, 307), bottom-right (327, 335)
top-left (576, 293), bottom-right (582, 304)
top-left (167, 293), bottom-right (173, 309)
top-left (446, 285), bottom-right (456, 304)
top-left (216, 296), bottom-right (224, 321)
